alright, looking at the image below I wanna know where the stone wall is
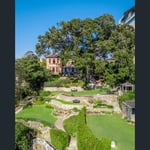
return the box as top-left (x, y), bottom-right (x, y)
top-left (93, 94), bottom-right (121, 113)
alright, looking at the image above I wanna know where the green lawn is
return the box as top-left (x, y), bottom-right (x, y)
top-left (51, 88), bottom-right (110, 96)
top-left (16, 105), bottom-right (57, 127)
top-left (87, 114), bottom-right (135, 150)
top-left (52, 98), bottom-right (75, 104)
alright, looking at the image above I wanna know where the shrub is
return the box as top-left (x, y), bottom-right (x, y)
top-left (72, 107), bottom-right (80, 112)
top-left (106, 105), bottom-right (113, 108)
top-left (95, 100), bottom-right (103, 105)
top-left (64, 115), bottom-right (78, 137)
top-left (45, 104), bottom-right (54, 109)
top-left (15, 122), bottom-right (37, 150)
top-left (17, 117), bottom-right (55, 128)
top-left (118, 91), bottom-right (135, 102)
top-left (23, 102), bottom-right (33, 109)
top-left (50, 129), bottom-right (70, 150)
top-left (44, 79), bottom-right (71, 87)
top-left (33, 100), bottom-right (45, 105)
top-left (39, 90), bottom-right (51, 96)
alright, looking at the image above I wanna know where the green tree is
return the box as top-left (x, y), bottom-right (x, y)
top-left (15, 52), bottom-right (50, 98)
top-left (35, 14), bottom-right (134, 87)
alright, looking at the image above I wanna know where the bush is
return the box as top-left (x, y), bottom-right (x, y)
top-left (50, 129), bottom-right (70, 150)
top-left (33, 100), bottom-right (45, 105)
top-left (72, 107), bottom-right (80, 112)
top-left (106, 105), bottom-right (113, 108)
top-left (39, 90), bottom-right (51, 96)
top-left (15, 122), bottom-right (37, 150)
top-left (44, 79), bottom-right (71, 87)
top-left (64, 115), bottom-right (78, 137)
top-left (17, 117), bottom-right (55, 128)
top-left (95, 100), bottom-right (103, 105)
top-left (45, 104), bottom-right (54, 109)
top-left (118, 91), bottom-right (135, 102)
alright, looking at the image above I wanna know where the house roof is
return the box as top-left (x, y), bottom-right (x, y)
top-left (46, 53), bottom-right (59, 58)
top-left (122, 101), bottom-right (135, 109)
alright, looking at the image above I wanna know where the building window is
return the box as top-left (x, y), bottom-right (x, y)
top-left (53, 59), bottom-right (55, 64)
top-left (52, 67), bottom-right (55, 72)
top-left (56, 67), bottom-right (59, 72)
top-left (132, 108), bottom-right (135, 114)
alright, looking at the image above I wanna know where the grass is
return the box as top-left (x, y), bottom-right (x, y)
top-left (64, 107), bottom-right (111, 150)
top-left (16, 105), bottom-right (57, 127)
top-left (50, 88), bottom-right (111, 96)
top-left (87, 114), bottom-right (135, 150)
top-left (63, 115), bottom-right (78, 137)
top-left (53, 98), bottom-right (75, 105)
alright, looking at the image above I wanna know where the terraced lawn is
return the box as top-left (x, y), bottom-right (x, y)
top-left (87, 114), bottom-right (135, 150)
top-left (16, 105), bottom-right (57, 127)
top-left (50, 87), bottom-right (111, 96)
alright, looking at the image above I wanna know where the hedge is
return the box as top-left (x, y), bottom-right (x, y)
top-left (64, 115), bottom-right (78, 137)
top-left (64, 107), bottom-right (111, 150)
top-left (77, 107), bottom-right (111, 150)
top-left (50, 129), bottom-right (70, 150)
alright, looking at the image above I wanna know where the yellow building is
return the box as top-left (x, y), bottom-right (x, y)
top-left (46, 53), bottom-right (78, 76)
top-left (46, 53), bottom-right (62, 75)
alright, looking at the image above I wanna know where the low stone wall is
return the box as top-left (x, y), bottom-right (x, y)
top-left (93, 94), bottom-right (121, 113)
top-left (16, 119), bottom-right (51, 142)
top-left (87, 107), bottom-right (113, 114)
top-left (44, 86), bottom-right (84, 92)
top-left (56, 94), bottom-right (89, 102)
top-left (49, 100), bottom-right (84, 110)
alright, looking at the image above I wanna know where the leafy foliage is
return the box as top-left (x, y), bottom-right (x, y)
top-left (50, 129), bottom-right (70, 150)
top-left (15, 53), bottom-right (50, 100)
top-left (15, 122), bottom-right (37, 150)
top-left (64, 107), bottom-right (111, 150)
top-left (118, 91), bottom-right (135, 102)
top-left (36, 14), bottom-right (135, 87)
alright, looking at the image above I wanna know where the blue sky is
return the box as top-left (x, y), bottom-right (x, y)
top-left (16, 0), bottom-right (135, 58)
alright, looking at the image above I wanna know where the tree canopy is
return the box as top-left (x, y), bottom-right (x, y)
top-left (35, 14), bottom-right (135, 87)
top-left (15, 52), bottom-right (50, 102)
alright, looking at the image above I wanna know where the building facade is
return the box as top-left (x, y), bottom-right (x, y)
top-left (121, 101), bottom-right (135, 122)
top-left (119, 6), bottom-right (135, 28)
top-left (46, 53), bottom-right (78, 76)
top-left (46, 53), bottom-right (62, 75)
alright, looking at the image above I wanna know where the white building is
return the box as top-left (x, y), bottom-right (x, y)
top-left (119, 6), bottom-right (135, 28)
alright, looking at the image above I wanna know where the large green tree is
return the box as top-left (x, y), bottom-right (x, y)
top-left (35, 14), bottom-right (135, 87)
top-left (15, 52), bottom-right (50, 99)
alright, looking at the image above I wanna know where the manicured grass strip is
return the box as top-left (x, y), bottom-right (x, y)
top-left (16, 105), bottom-right (57, 127)
top-left (87, 114), bottom-right (135, 150)
top-left (50, 129), bottom-right (70, 150)
top-left (50, 88), bottom-right (111, 96)
top-left (53, 98), bottom-right (75, 105)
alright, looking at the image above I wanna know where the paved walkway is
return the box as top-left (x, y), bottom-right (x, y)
top-left (66, 137), bottom-right (77, 150)
top-left (55, 112), bottom-right (78, 150)
top-left (32, 138), bottom-right (55, 150)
